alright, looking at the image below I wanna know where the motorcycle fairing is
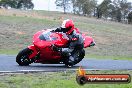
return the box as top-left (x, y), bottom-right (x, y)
top-left (28, 45), bottom-right (38, 59)
top-left (82, 33), bottom-right (94, 48)
top-left (28, 29), bottom-right (94, 63)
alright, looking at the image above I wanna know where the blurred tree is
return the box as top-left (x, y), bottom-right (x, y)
top-left (97, 0), bottom-right (112, 18)
top-left (112, 0), bottom-right (132, 22)
top-left (17, 0), bottom-right (34, 10)
top-left (0, 0), bottom-right (34, 10)
top-left (72, 0), bottom-right (97, 16)
top-left (127, 11), bottom-right (132, 24)
top-left (72, 0), bottom-right (83, 15)
top-left (97, 0), bottom-right (132, 23)
top-left (82, 0), bottom-right (97, 16)
top-left (116, 8), bottom-right (122, 22)
top-left (55, 0), bottom-right (71, 14)
top-left (120, 0), bottom-right (131, 22)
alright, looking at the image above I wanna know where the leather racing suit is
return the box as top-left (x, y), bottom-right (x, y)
top-left (53, 27), bottom-right (84, 64)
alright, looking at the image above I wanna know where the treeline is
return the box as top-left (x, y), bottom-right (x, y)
top-left (56, 0), bottom-right (132, 24)
top-left (0, 0), bottom-right (34, 10)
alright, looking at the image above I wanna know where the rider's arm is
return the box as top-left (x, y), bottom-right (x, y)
top-left (54, 27), bottom-right (62, 32)
top-left (50, 27), bottom-right (62, 32)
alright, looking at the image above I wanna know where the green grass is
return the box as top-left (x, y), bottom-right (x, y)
top-left (0, 15), bottom-right (59, 25)
top-left (85, 54), bottom-right (132, 60)
top-left (0, 70), bottom-right (132, 88)
top-left (0, 49), bottom-right (19, 55)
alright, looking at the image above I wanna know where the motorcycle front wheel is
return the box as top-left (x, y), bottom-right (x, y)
top-left (16, 48), bottom-right (32, 66)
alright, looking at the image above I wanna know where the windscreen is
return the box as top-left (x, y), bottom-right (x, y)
top-left (39, 31), bottom-right (57, 41)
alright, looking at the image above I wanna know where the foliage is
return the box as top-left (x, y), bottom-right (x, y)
top-left (17, 0), bottom-right (34, 10)
top-left (127, 11), bottom-right (132, 24)
top-left (55, 0), bottom-right (72, 13)
top-left (97, 0), bottom-right (132, 22)
top-left (97, 0), bottom-right (111, 18)
top-left (72, 0), bottom-right (97, 16)
top-left (0, 0), bottom-right (34, 10)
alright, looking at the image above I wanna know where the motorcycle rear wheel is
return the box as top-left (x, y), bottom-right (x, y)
top-left (64, 49), bottom-right (85, 68)
top-left (16, 48), bottom-right (32, 66)
top-left (74, 49), bottom-right (85, 64)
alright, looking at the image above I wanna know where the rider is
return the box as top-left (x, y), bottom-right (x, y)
top-left (52, 19), bottom-right (84, 66)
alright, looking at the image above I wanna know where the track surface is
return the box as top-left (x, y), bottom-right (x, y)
top-left (0, 55), bottom-right (132, 72)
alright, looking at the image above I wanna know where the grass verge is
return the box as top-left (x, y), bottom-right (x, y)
top-left (0, 70), bottom-right (131, 88)
top-left (85, 54), bottom-right (132, 60)
top-left (0, 50), bottom-right (19, 55)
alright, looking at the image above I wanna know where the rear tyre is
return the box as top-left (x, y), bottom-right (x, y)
top-left (16, 48), bottom-right (32, 66)
top-left (64, 49), bottom-right (85, 68)
top-left (73, 49), bottom-right (85, 65)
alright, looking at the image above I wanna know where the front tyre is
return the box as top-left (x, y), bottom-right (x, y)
top-left (16, 48), bottom-right (32, 66)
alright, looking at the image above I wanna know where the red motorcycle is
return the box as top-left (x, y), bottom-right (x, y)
top-left (16, 28), bottom-right (95, 67)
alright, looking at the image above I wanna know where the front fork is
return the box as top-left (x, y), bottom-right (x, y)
top-left (28, 45), bottom-right (40, 60)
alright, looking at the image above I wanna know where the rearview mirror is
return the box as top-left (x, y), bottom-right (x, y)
top-left (89, 41), bottom-right (96, 47)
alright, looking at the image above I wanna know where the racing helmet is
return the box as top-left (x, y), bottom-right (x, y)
top-left (61, 19), bottom-right (75, 35)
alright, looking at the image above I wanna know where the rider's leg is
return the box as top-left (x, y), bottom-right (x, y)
top-left (61, 48), bottom-right (74, 64)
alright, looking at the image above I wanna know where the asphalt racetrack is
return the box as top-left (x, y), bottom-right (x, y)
top-left (0, 55), bottom-right (132, 72)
